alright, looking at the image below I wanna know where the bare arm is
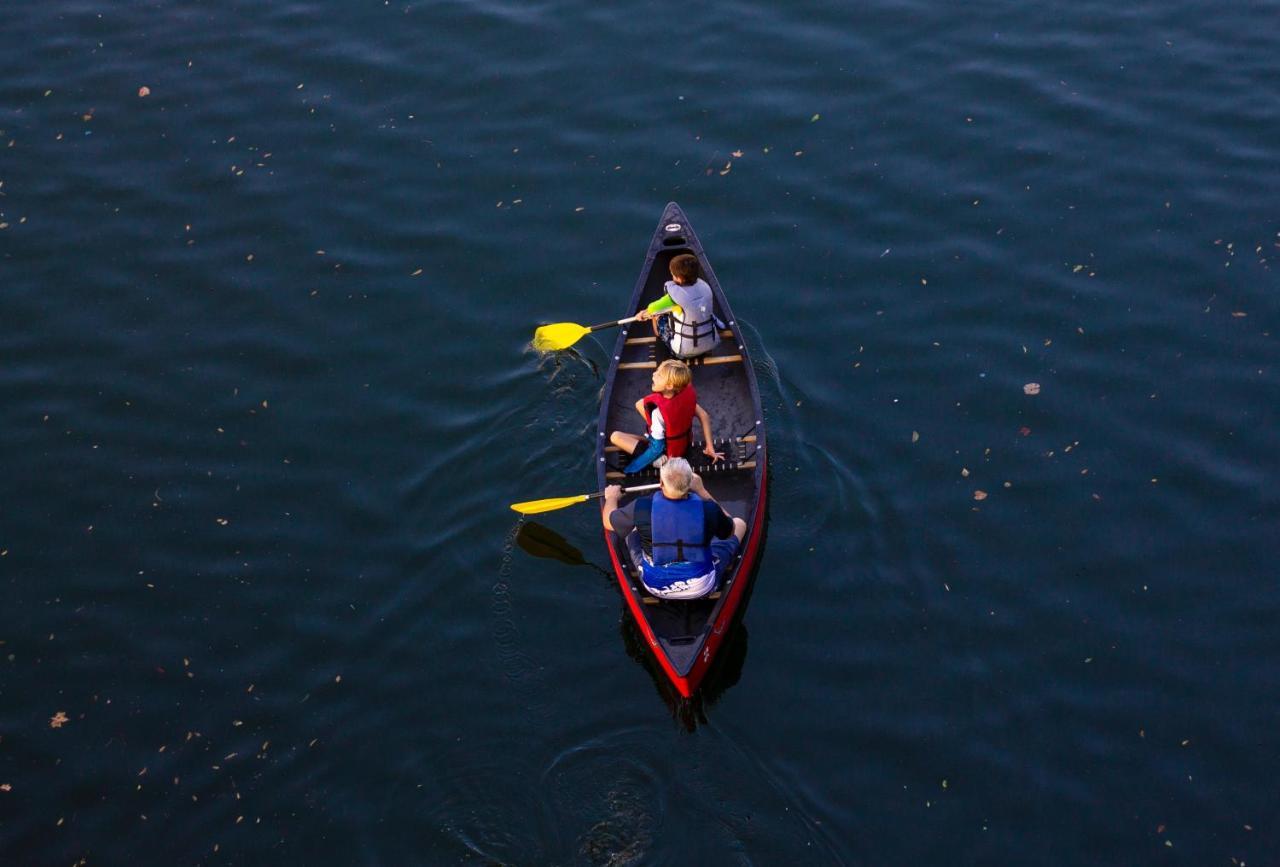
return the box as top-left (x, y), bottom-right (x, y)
top-left (689, 474), bottom-right (728, 518)
top-left (695, 404), bottom-right (724, 461)
top-left (601, 485), bottom-right (622, 531)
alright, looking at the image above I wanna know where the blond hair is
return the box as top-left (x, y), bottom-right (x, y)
top-left (653, 359), bottom-right (691, 393)
top-left (659, 457), bottom-right (693, 495)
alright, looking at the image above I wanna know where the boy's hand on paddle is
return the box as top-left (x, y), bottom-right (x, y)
top-left (636, 309), bottom-right (652, 321)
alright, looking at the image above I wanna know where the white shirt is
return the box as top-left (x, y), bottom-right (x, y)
top-left (649, 407), bottom-right (666, 439)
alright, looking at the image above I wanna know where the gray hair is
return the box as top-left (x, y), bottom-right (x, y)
top-left (659, 457), bottom-right (693, 495)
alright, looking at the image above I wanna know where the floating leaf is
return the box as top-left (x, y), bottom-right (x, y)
top-left (50, 711), bottom-right (69, 729)
top-left (138, 86), bottom-right (151, 97)
top-left (973, 490), bottom-right (988, 501)
top-left (1023, 382), bottom-right (1041, 395)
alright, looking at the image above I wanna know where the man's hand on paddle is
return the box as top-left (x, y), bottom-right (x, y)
top-left (601, 484), bottom-right (623, 531)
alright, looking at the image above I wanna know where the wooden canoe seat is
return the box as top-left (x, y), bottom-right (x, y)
top-left (642, 590), bottom-right (721, 605)
top-left (620, 353), bottom-right (742, 371)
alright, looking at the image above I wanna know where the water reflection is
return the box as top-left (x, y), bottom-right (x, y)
top-left (516, 520), bottom-right (611, 577)
top-left (515, 516), bottom-right (765, 730)
top-left (620, 615), bottom-right (749, 732)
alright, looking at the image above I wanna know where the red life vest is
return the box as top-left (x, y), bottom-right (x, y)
top-left (643, 385), bottom-right (697, 457)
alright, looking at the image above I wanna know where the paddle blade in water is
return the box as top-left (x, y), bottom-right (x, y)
top-left (532, 322), bottom-right (590, 352)
top-left (510, 493), bottom-right (591, 515)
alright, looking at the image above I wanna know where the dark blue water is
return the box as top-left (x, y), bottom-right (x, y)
top-left (2, 0), bottom-right (1277, 863)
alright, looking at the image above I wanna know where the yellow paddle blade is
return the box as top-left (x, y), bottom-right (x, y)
top-left (510, 493), bottom-right (591, 515)
top-left (532, 322), bottom-right (591, 352)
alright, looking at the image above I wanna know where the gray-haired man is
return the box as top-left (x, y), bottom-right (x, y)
top-left (602, 458), bottom-right (746, 600)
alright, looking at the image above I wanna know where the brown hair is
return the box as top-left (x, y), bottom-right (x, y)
top-left (653, 359), bottom-right (691, 393)
top-left (669, 254), bottom-right (700, 286)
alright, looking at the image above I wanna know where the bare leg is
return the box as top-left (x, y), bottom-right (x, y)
top-left (610, 431), bottom-right (644, 455)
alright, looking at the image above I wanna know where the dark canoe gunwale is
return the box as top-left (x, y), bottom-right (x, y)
top-left (594, 202), bottom-right (768, 698)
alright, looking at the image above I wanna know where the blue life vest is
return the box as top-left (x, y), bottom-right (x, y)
top-left (635, 493), bottom-right (714, 589)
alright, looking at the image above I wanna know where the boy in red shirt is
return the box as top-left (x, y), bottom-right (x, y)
top-left (609, 359), bottom-right (724, 473)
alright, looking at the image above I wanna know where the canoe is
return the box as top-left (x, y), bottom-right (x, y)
top-left (595, 203), bottom-right (768, 698)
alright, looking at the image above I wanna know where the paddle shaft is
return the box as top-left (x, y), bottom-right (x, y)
top-left (591, 482), bottom-right (660, 500)
top-left (586, 307), bottom-right (679, 333)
